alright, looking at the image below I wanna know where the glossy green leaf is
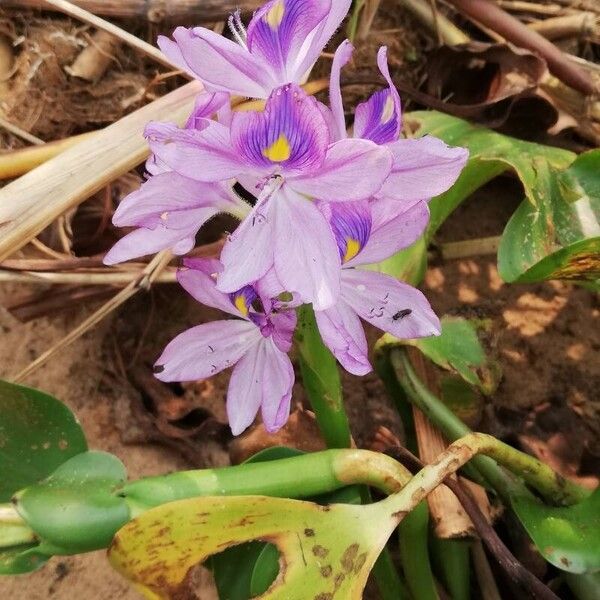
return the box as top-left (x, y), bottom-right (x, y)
top-left (15, 451), bottom-right (129, 553)
top-left (296, 305), bottom-right (351, 448)
top-left (0, 544), bottom-right (48, 575)
top-left (498, 150), bottom-right (600, 285)
top-left (404, 111), bottom-right (599, 285)
top-left (0, 379), bottom-right (87, 502)
top-left (511, 488), bottom-right (600, 574)
top-left (398, 316), bottom-right (500, 394)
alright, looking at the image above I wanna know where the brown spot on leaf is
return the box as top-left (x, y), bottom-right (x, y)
top-left (354, 552), bottom-right (367, 573)
top-left (334, 572), bottom-right (345, 589)
top-left (312, 545), bottom-right (329, 558)
top-left (304, 528), bottom-right (315, 537)
top-left (314, 594), bottom-right (333, 600)
top-left (341, 543), bottom-right (359, 572)
top-left (320, 565), bottom-right (332, 578)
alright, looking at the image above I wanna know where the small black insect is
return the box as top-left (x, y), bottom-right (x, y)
top-left (392, 309), bottom-right (412, 321)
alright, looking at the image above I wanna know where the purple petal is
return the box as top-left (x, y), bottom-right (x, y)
top-left (341, 268), bottom-right (441, 339)
top-left (159, 27), bottom-right (274, 98)
top-left (217, 180), bottom-right (280, 293)
top-left (291, 138), bottom-right (392, 202)
top-left (185, 92), bottom-right (230, 129)
top-left (231, 83), bottom-right (329, 173)
top-left (111, 172), bottom-right (236, 228)
top-left (378, 136), bottom-right (469, 202)
top-left (155, 320), bottom-right (260, 382)
top-left (156, 35), bottom-right (197, 78)
top-left (260, 339), bottom-right (294, 433)
top-left (272, 186), bottom-right (341, 310)
top-left (319, 200), bottom-right (372, 263)
top-left (353, 47), bottom-right (401, 144)
top-left (145, 120), bottom-right (245, 182)
top-left (315, 301), bottom-right (371, 375)
top-left (270, 309), bottom-right (297, 353)
top-left (247, 0), bottom-right (330, 82)
top-left (226, 341), bottom-right (265, 435)
top-left (177, 262), bottom-right (248, 318)
top-left (346, 200), bottom-right (430, 266)
top-left (293, 0), bottom-right (352, 79)
top-left (329, 40), bottom-right (353, 141)
top-left (104, 225), bottom-right (190, 265)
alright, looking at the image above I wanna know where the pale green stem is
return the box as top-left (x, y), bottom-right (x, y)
top-left (391, 348), bottom-right (589, 505)
top-left (0, 504), bottom-right (37, 547)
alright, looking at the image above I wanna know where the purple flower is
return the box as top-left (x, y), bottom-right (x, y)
top-left (103, 173), bottom-right (249, 265)
top-left (315, 200), bottom-right (441, 375)
top-left (154, 258), bottom-right (296, 435)
top-left (158, 0), bottom-right (352, 98)
top-left (147, 83), bottom-right (392, 309)
top-left (104, 92), bottom-right (248, 265)
top-left (329, 41), bottom-right (469, 207)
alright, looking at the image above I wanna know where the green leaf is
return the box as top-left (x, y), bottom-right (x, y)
top-left (0, 544), bottom-right (48, 575)
top-left (400, 316), bottom-right (500, 394)
top-left (511, 488), bottom-right (600, 574)
top-left (0, 380), bottom-right (87, 502)
top-left (404, 111), bottom-right (600, 285)
top-left (498, 150), bottom-right (600, 285)
top-left (15, 451), bottom-right (129, 553)
top-left (296, 305), bottom-right (351, 448)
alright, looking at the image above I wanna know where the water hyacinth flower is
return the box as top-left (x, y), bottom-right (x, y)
top-left (104, 92), bottom-right (249, 265)
top-left (315, 200), bottom-right (440, 375)
top-left (154, 258), bottom-right (296, 435)
top-left (147, 83), bottom-right (392, 309)
top-left (329, 41), bottom-right (469, 207)
top-left (159, 0), bottom-right (352, 99)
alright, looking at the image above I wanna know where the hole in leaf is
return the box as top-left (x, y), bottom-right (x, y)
top-left (209, 541), bottom-right (280, 599)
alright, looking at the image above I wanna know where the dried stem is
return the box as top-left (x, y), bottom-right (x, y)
top-left (0, 80), bottom-right (202, 261)
top-left (12, 250), bottom-right (172, 382)
top-left (398, 0), bottom-right (470, 44)
top-left (387, 445), bottom-right (561, 600)
top-left (6, 0), bottom-right (262, 22)
top-left (445, 0), bottom-right (597, 95)
top-left (42, 0), bottom-right (183, 71)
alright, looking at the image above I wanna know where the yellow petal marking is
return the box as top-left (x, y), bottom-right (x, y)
top-left (343, 238), bottom-right (361, 263)
top-left (263, 134), bottom-right (291, 162)
top-left (265, 0), bottom-right (285, 29)
top-left (234, 295), bottom-right (249, 317)
top-left (380, 95), bottom-right (395, 124)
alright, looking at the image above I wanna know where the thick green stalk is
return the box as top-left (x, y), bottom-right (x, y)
top-left (390, 348), bottom-right (589, 505)
top-left (295, 305), bottom-right (351, 448)
top-left (399, 502), bottom-right (439, 600)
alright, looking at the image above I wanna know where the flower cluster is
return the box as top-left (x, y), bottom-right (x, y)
top-left (105, 0), bottom-right (468, 435)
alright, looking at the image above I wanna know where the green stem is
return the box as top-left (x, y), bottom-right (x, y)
top-left (0, 504), bottom-right (37, 547)
top-left (295, 305), bottom-right (351, 448)
top-left (399, 502), bottom-right (439, 600)
top-left (391, 348), bottom-right (589, 505)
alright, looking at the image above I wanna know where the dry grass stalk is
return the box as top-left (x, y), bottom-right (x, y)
top-left (0, 132), bottom-right (96, 180)
top-left (0, 116), bottom-right (44, 145)
top-left (496, 1), bottom-right (567, 16)
top-left (42, 0), bottom-right (183, 71)
top-left (12, 249), bottom-right (173, 383)
top-left (6, 0), bottom-right (262, 22)
top-left (408, 347), bottom-right (491, 538)
top-left (66, 29), bottom-right (122, 81)
top-left (472, 540), bottom-right (503, 600)
top-left (0, 268), bottom-right (177, 284)
top-left (0, 79), bottom-right (202, 261)
top-left (398, 0), bottom-right (470, 44)
top-left (528, 12), bottom-right (598, 40)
